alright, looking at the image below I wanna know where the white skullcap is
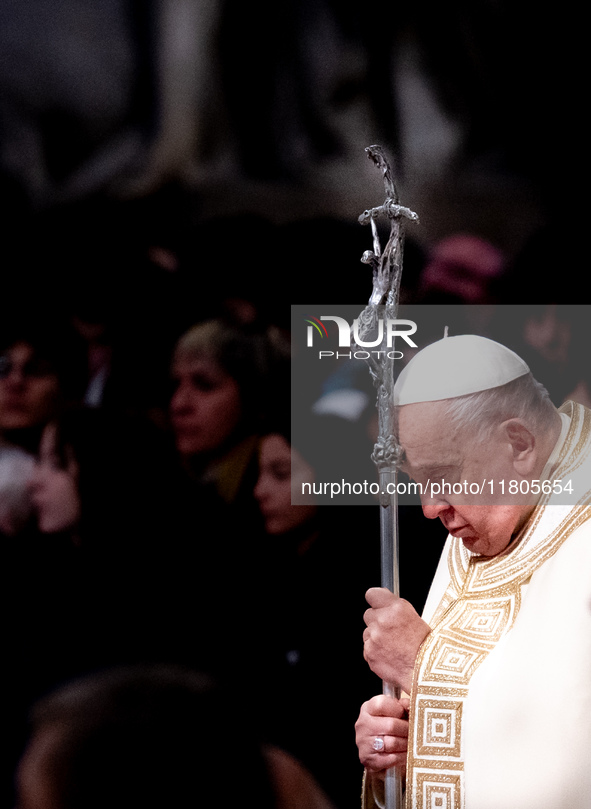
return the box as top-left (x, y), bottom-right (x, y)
top-left (394, 334), bottom-right (530, 406)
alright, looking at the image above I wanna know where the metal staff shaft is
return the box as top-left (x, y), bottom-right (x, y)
top-left (356, 145), bottom-right (418, 809)
top-left (379, 468), bottom-right (403, 808)
top-left (379, 470), bottom-right (400, 598)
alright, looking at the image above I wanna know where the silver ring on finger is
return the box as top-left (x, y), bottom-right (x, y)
top-left (372, 736), bottom-right (385, 752)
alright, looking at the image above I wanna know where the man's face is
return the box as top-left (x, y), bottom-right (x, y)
top-left (398, 401), bottom-right (531, 557)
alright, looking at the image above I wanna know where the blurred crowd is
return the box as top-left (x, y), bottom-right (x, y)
top-left (2, 198), bottom-right (588, 809)
top-left (1, 1), bottom-right (586, 808)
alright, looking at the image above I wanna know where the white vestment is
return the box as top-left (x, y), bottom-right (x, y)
top-left (364, 401), bottom-right (591, 809)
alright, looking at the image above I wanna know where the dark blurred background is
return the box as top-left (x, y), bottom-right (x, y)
top-left (1, 0), bottom-right (585, 270)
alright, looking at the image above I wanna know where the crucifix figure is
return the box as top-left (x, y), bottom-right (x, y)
top-left (356, 145), bottom-right (419, 809)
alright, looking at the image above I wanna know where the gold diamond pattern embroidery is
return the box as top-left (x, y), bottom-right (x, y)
top-left (416, 700), bottom-right (463, 758)
top-left (450, 599), bottom-right (513, 642)
top-left (414, 771), bottom-right (462, 809)
top-left (423, 636), bottom-right (486, 685)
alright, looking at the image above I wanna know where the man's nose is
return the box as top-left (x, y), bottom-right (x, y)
top-left (421, 498), bottom-right (452, 520)
top-left (422, 503), bottom-right (447, 520)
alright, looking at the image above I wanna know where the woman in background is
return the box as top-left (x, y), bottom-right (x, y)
top-left (27, 405), bottom-right (254, 675)
top-left (5, 406), bottom-right (257, 806)
top-left (252, 416), bottom-right (380, 809)
top-left (0, 316), bottom-right (85, 455)
top-left (169, 317), bottom-right (290, 524)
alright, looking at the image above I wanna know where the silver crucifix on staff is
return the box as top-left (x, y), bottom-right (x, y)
top-left (356, 145), bottom-right (419, 809)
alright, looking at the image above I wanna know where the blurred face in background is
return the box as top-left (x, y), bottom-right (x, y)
top-left (419, 234), bottom-right (505, 304)
top-left (30, 423), bottom-right (81, 535)
top-left (254, 434), bottom-right (317, 535)
top-left (523, 304), bottom-right (571, 364)
top-left (169, 354), bottom-right (243, 458)
top-left (0, 342), bottom-right (60, 432)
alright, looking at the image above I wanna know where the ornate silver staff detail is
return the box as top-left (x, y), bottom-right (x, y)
top-left (356, 145), bottom-right (418, 809)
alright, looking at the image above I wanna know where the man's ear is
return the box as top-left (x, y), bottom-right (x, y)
top-left (502, 419), bottom-right (536, 474)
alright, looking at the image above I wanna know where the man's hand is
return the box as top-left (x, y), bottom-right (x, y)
top-left (363, 588), bottom-right (431, 693)
top-left (355, 694), bottom-right (410, 773)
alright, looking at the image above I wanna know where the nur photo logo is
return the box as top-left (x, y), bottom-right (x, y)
top-left (304, 314), bottom-right (418, 360)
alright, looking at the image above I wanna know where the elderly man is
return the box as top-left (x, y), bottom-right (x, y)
top-left (356, 334), bottom-right (591, 809)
